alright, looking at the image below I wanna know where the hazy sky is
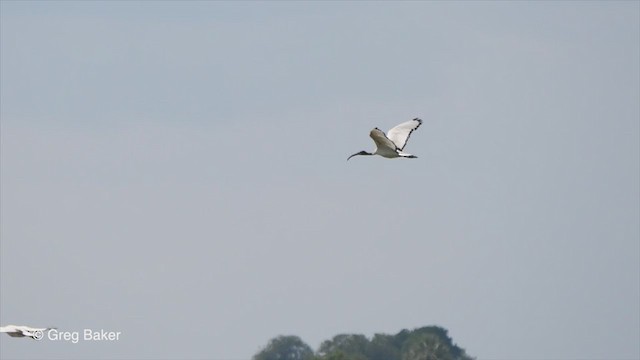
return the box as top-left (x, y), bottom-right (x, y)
top-left (1, 2), bottom-right (638, 360)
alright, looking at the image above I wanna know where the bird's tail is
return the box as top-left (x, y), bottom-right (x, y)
top-left (399, 153), bottom-right (417, 158)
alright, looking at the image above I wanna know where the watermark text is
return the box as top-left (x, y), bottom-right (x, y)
top-left (41, 328), bottom-right (122, 343)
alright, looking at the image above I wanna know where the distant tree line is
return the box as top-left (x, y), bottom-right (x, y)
top-left (253, 326), bottom-right (474, 360)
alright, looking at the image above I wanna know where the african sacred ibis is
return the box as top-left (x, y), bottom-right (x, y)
top-left (0, 325), bottom-right (55, 339)
top-left (348, 118), bottom-right (423, 160)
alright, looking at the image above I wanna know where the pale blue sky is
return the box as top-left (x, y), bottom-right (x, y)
top-left (1, 2), bottom-right (639, 359)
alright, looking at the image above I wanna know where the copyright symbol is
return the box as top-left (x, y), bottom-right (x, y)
top-left (32, 330), bottom-right (44, 341)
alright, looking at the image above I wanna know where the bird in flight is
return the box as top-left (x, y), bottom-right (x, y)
top-left (348, 118), bottom-right (423, 161)
top-left (1, 325), bottom-right (55, 339)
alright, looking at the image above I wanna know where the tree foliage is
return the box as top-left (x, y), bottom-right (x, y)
top-left (368, 334), bottom-right (401, 360)
top-left (253, 335), bottom-right (314, 360)
top-left (254, 326), bottom-right (474, 360)
top-left (401, 326), bottom-right (469, 360)
top-left (318, 334), bottom-right (370, 360)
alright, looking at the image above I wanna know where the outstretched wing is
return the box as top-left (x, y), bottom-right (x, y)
top-left (369, 128), bottom-right (398, 151)
top-left (386, 118), bottom-right (422, 151)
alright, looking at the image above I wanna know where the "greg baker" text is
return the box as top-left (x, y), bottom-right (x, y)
top-left (47, 328), bottom-right (122, 343)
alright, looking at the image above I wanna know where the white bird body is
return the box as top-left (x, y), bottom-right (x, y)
top-left (0, 325), bottom-right (54, 339)
top-left (348, 118), bottom-right (423, 160)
